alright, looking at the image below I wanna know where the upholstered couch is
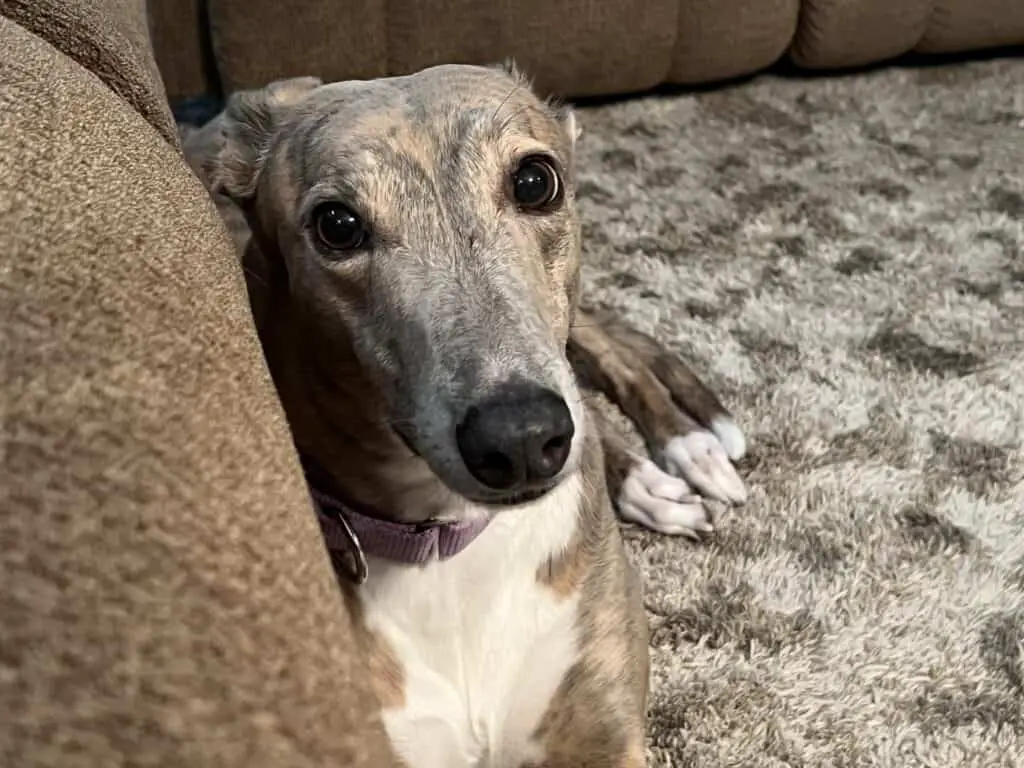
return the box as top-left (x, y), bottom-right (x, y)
top-left (0, 1), bottom-right (397, 766)
top-left (150, 0), bottom-right (1024, 104)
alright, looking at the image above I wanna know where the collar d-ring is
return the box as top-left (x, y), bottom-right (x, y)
top-left (318, 503), bottom-right (369, 584)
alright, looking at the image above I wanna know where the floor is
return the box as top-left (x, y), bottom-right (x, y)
top-left (576, 56), bottom-right (1024, 767)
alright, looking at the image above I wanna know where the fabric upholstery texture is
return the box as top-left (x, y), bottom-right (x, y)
top-left (0, 5), bottom-right (397, 766)
top-left (147, 0), bottom-right (1024, 101)
top-left (788, 0), bottom-right (937, 67)
top-left (669, 0), bottom-right (800, 84)
top-left (147, 0), bottom-right (210, 107)
top-left (1, 0), bottom-right (178, 146)
top-left (917, 0), bottom-right (1024, 54)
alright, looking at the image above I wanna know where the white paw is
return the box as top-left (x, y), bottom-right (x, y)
top-left (662, 430), bottom-right (748, 506)
top-left (617, 459), bottom-right (712, 538)
top-left (710, 415), bottom-right (747, 461)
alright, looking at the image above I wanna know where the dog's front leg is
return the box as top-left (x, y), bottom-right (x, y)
top-left (568, 312), bottom-right (747, 533)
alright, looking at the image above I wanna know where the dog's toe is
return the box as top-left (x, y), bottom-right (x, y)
top-left (662, 431), bottom-right (748, 506)
top-left (617, 459), bottom-right (712, 538)
top-left (710, 415), bottom-right (747, 461)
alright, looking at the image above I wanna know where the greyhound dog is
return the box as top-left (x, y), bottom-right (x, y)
top-left (186, 64), bottom-right (747, 767)
top-left (183, 80), bottom-right (748, 543)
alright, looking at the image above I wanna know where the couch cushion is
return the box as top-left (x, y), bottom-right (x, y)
top-left (790, 0), bottom-right (1024, 67)
top-left (148, 0), bottom-right (213, 103)
top-left (207, 0), bottom-right (388, 93)
top-left (669, 0), bottom-right (799, 83)
top-left (206, 0), bottom-right (680, 98)
top-left (790, 0), bottom-right (934, 67)
top-left (0, 0), bottom-right (177, 146)
top-left (0, 16), bottom-right (396, 768)
top-left (917, 0), bottom-right (1024, 54)
top-left (382, 0), bottom-right (679, 98)
top-left (166, 0), bottom-right (1024, 100)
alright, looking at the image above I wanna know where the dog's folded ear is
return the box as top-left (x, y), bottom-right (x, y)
top-left (557, 106), bottom-right (582, 147)
top-left (207, 76), bottom-right (323, 203)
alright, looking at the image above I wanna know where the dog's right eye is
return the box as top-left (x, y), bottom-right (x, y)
top-left (511, 156), bottom-right (561, 211)
top-left (313, 202), bottom-right (367, 252)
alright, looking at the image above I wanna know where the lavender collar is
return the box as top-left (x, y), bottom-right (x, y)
top-left (302, 455), bottom-right (492, 583)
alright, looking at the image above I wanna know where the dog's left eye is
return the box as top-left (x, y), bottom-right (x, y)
top-left (313, 202), bottom-right (367, 252)
top-left (511, 157), bottom-right (561, 210)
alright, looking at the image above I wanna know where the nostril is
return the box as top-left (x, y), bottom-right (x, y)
top-left (541, 434), bottom-right (569, 464)
top-left (531, 423), bottom-right (573, 481)
top-left (473, 451), bottom-right (517, 490)
top-left (456, 411), bottom-right (522, 490)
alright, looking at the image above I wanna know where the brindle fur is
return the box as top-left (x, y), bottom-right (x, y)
top-left (195, 64), bottom-right (648, 766)
top-left (532, 423), bottom-right (649, 767)
top-left (568, 309), bottom-right (737, 504)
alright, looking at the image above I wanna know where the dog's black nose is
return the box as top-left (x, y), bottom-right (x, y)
top-left (455, 387), bottom-right (574, 492)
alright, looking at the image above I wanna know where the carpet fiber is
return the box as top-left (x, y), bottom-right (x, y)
top-left (576, 57), bottom-right (1024, 766)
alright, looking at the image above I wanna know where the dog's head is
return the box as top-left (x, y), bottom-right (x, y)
top-left (208, 65), bottom-right (585, 509)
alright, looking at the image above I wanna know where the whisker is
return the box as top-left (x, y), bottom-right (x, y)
top-left (496, 104), bottom-right (531, 137)
top-left (381, 417), bottom-right (418, 429)
top-left (242, 265), bottom-right (269, 288)
top-left (491, 81), bottom-right (522, 124)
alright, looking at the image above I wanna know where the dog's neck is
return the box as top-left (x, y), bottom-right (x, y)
top-left (306, 452), bottom-right (493, 585)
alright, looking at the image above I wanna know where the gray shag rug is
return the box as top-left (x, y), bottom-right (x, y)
top-left (576, 57), bottom-right (1024, 767)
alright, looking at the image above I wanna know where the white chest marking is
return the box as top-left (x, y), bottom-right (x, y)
top-left (357, 474), bottom-right (583, 768)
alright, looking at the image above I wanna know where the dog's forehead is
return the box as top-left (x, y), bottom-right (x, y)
top-left (292, 66), bottom-right (566, 167)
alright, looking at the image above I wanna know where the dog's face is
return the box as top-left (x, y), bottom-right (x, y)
top-left (210, 65), bottom-right (585, 507)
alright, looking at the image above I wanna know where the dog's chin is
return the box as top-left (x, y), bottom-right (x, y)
top-left (471, 482), bottom-right (559, 509)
